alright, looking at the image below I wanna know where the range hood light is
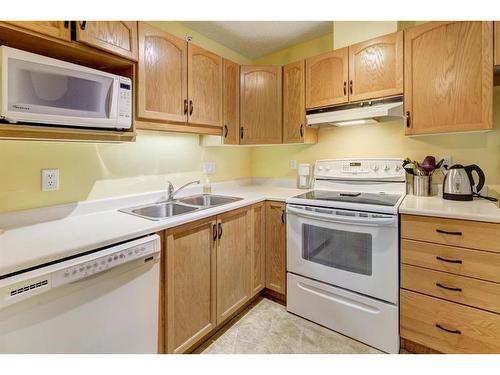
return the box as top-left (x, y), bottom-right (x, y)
top-left (334, 119), bottom-right (379, 126)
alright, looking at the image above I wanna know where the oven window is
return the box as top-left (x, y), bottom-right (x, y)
top-left (302, 224), bottom-right (372, 275)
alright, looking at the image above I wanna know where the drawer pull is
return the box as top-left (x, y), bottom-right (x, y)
top-left (436, 283), bottom-right (462, 292)
top-left (435, 323), bottom-right (461, 335)
top-left (436, 256), bottom-right (463, 264)
top-left (436, 229), bottom-right (462, 236)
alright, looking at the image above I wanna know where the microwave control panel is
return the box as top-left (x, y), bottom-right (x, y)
top-left (117, 77), bottom-right (132, 128)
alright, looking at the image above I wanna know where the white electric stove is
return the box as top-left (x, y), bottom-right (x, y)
top-left (286, 158), bottom-right (405, 354)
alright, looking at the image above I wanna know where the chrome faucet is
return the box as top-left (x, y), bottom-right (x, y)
top-left (164, 180), bottom-right (200, 201)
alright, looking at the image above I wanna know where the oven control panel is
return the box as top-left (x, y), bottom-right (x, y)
top-left (315, 158), bottom-right (405, 181)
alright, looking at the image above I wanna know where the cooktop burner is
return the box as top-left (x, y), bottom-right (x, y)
top-left (292, 190), bottom-right (402, 207)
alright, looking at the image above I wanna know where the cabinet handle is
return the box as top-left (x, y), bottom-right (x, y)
top-left (436, 229), bottom-right (462, 236)
top-left (281, 209), bottom-right (285, 224)
top-left (436, 256), bottom-right (463, 264)
top-left (435, 324), bottom-right (461, 335)
top-left (189, 100), bottom-right (194, 115)
top-left (436, 283), bottom-right (462, 292)
top-left (343, 81), bottom-right (347, 96)
top-left (212, 224), bottom-right (217, 242)
top-left (218, 223), bottom-right (222, 239)
top-left (224, 125), bottom-right (228, 138)
top-left (183, 99), bottom-right (188, 115)
top-left (349, 80), bottom-right (353, 94)
top-left (64, 21), bottom-right (69, 29)
top-left (79, 21), bottom-right (86, 30)
top-left (300, 124), bottom-right (304, 137)
top-left (240, 127), bottom-right (244, 139)
top-left (406, 111), bottom-right (411, 128)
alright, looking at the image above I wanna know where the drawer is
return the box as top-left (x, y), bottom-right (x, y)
top-left (402, 264), bottom-right (500, 313)
top-left (401, 290), bottom-right (500, 353)
top-left (402, 239), bottom-right (500, 283)
top-left (401, 215), bottom-right (500, 253)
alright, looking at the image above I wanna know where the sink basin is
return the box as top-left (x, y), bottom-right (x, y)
top-left (176, 194), bottom-right (243, 208)
top-left (120, 202), bottom-right (199, 220)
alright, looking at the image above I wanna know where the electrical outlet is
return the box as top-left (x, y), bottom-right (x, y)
top-left (440, 155), bottom-right (452, 170)
top-left (41, 169), bottom-right (59, 192)
top-left (290, 160), bottom-right (298, 170)
top-left (202, 162), bottom-right (216, 175)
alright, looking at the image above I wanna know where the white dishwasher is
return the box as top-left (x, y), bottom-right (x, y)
top-left (0, 234), bottom-right (160, 354)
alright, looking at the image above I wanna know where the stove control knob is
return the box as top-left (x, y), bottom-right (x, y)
top-left (383, 165), bottom-right (390, 171)
top-left (371, 165), bottom-right (379, 171)
top-left (394, 165), bottom-right (401, 171)
top-left (317, 166), bottom-right (324, 172)
top-left (324, 166), bottom-right (331, 171)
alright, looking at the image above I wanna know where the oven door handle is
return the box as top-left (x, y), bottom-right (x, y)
top-left (286, 205), bottom-right (396, 226)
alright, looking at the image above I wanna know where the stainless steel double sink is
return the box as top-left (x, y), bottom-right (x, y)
top-left (119, 194), bottom-right (243, 221)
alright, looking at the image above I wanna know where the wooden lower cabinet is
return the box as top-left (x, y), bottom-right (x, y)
top-left (401, 214), bottom-right (500, 354)
top-left (251, 202), bottom-right (266, 295)
top-left (164, 216), bottom-right (217, 354)
top-left (163, 203), bottom-right (268, 353)
top-left (216, 207), bottom-right (252, 325)
top-left (401, 290), bottom-right (500, 354)
top-left (265, 201), bottom-right (287, 296)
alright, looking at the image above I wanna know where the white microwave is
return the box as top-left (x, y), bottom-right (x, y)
top-left (0, 46), bottom-right (132, 130)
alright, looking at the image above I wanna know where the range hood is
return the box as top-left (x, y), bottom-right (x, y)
top-left (306, 96), bottom-right (404, 127)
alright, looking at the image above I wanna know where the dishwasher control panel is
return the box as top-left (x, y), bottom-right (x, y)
top-left (51, 237), bottom-right (160, 287)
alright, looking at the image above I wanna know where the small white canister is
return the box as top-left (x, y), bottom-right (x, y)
top-left (297, 163), bottom-right (312, 189)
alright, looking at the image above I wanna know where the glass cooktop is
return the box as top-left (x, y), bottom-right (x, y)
top-left (292, 190), bottom-right (401, 207)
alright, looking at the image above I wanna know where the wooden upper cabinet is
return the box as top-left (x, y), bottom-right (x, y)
top-left (404, 22), bottom-right (493, 135)
top-left (6, 21), bottom-right (70, 40)
top-left (216, 207), bottom-right (251, 325)
top-left (495, 22), bottom-right (500, 66)
top-left (75, 21), bottom-right (138, 61)
top-left (265, 201), bottom-right (287, 296)
top-left (240, 65), bottom-right (282, 144)
top-left (283, 60), bottom-right (317, 144)
top-left (137, 22), bottom-right (188, 124)
top-left (348, 31), bottom-right (403, 102)
top-left (165, 217), bottom-right (217, 354)
top-left (305, 47), bottom-right (348, 109)
top-left (222, 59), bottom-right (240, 144)
top-left (188, 44), bottom-right (223, 127)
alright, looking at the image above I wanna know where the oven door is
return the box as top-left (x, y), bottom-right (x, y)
top-left (287, 204), bottom-right (399, 303)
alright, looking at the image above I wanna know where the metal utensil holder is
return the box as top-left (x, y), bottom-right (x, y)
top-left (413, 175), bottom-right (431, 196)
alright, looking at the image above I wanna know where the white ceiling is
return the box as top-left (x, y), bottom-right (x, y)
top-left (181, 21), bottom-right (333, 59)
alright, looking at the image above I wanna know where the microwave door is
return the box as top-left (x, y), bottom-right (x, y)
top-left (5, 55), bottom-right (118, 129)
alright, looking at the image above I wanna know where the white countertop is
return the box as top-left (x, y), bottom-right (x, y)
top-left (399, 194), bottom-right (500, 223)
top-left (0, 182), bottom-right (304, 277)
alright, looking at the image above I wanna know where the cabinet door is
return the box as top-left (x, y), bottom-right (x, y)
top-left (188, 44), bottom-right (223, 127)
top-left (283, 60), bottom-right (317, 144)
top-left (6, 21), bottom-right (70, 40)
top-left (348, 31), bottom-right (403, 102)
top-left (404, 22), bottom-right (493, 135)
top-left (75, 21), bottom-right (138, 61)
top-left (222, 59), bottom-right (240, 144)
top-left (305, 47), bottom-right (348, 109)
top-left (165, 217), bottom-right (217, 354)
top-left (265, 201), bottom-right (286, 296)
top-left (495, 22), bottom-right (500, 66)
top-left (251, 202), bottom-right (266, 296)
top-left (137, 22), bottom-right (188, 124)
top-left (216, 207), bottom-right (251, 325)
top-left (240, 65), bottom-right (282, 144)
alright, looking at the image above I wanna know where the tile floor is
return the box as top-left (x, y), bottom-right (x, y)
top-left (196, 297), bottom-right (382, 354)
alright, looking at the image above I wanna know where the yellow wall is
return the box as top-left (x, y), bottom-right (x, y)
top-left (0, 131), bottom-right (252, 212)
top-left (333, 21), bottom-right (398, 48)
top-left (253, 33), bottom-right (334, 65)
